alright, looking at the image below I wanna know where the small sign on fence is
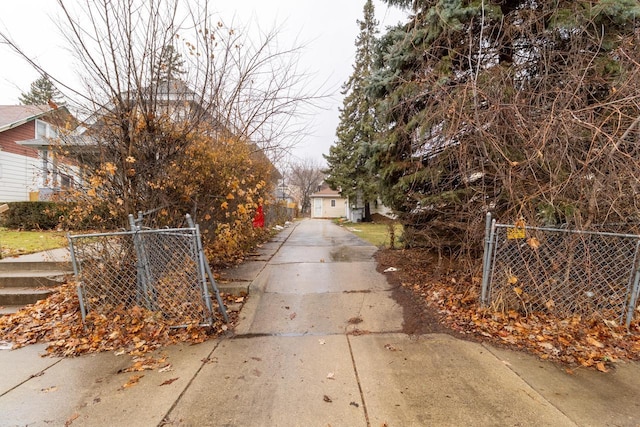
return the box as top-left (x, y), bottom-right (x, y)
top-left (506, 227), bottom-right (526, 240)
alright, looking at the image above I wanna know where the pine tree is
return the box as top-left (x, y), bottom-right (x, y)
top-left (155, 44), bottom-right (186, 82)
top-left (19, 75), bottom-right (64, 106)
top-left (370, 0), bottom-right (640, 252)
top-left (324, 0), bottom-right (379, 221)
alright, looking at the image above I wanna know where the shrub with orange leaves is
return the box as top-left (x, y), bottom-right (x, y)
top-left (58, 114), bottom-right (276, 266)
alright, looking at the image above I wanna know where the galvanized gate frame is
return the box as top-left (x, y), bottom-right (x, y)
top-left (481, 212), bottom-right (640, 327)
top-left (68, 214), bottom-right (228, 326)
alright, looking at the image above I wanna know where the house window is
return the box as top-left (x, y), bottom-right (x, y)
top-left (60, 173), bottom-right (74, 188)
top-left (331, 200), bottom-right (336, 207)
top-left (35, 119), bottom-right (57, 139)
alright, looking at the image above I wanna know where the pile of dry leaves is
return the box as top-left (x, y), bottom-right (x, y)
top-left (0, 282), bottom-right (235, 357)
top-left (376, 248), bottom-right (640, 371)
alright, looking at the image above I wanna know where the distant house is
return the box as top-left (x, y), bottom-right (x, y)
top-left (0, 104), bottom-right (77, 202)
top-left (310, 186), bottom-right (347, 218)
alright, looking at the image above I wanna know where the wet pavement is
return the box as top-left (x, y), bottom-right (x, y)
top-left (2, 219), bottom-right (640, 426)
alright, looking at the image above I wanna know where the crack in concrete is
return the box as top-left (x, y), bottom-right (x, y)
top-left (347, 334), bottom-right (371, 427)
top-left (159, 340), bottom-right (223, 426)
top-left (0, 359), bottom-right (63, 398)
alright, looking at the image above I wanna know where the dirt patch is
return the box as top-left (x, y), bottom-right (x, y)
top-left (376, 248), bottom-right (460, 336)
top-left (370, 213), bottom-right (395, 224)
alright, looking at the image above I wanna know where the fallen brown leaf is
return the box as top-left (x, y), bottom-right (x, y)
top-left (64, 413), bottom-right (79, 426)
top-left (160, 377), bottom-right (179, 386)
top-left (122, 374), bottom-right (144, 389)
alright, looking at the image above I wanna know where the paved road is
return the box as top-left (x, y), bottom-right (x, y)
top-left (2, 219), bottom-right (640, 426)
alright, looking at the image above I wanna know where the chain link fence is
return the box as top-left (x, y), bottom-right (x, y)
top-left (481, 213), bottom-right (640, 326)
top-left (68, 214), bottom-right (227, 327)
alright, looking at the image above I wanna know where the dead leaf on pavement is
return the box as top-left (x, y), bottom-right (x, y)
top-left (158, 364), bottom-right (173, 373)
top-left (120, 356), bottom-right (167, 373)
top-left (64, 413), bottom-right (79, 426)
top-left (160, 378), bottom-right (179, 386)
top-left (121, 374), bottom-right (144, 389)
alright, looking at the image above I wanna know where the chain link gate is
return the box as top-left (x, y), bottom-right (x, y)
top-left (68, 214), bottom-right (228, 327)
top-left (481, 213), bottom-right (640, 326)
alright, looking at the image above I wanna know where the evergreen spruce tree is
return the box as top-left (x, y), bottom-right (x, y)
top-left (155, 44), bottom-right (186, 82)
top-left (370, 0), bottom-right (640, 252)
top-left (324, 0), bottom-right (379, 221)
top-left (19, 74), bottom-right (64, 106)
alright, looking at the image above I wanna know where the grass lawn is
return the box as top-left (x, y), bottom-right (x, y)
top-left (339, 220), bottom-right (403, 248)
top-left (0, 228), bottom-right (68, 258)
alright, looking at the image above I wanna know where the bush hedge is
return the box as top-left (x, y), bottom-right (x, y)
top-left (0, 201), bottom-right (120, 230)
top-left (0, 202), bottom-right (67, 230)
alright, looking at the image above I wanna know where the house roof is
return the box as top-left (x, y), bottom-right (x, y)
top-left (0, 105), bottom-right (57, 133)
top-left (310, 187), bottom-right (343, 198)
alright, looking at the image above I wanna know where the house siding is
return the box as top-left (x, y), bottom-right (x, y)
top-left (0, 150), bottom-right (38, 201)
top-left (0, 122), bottom-right (38, 158)
top-left (310, 197), bottom-right (346, 218)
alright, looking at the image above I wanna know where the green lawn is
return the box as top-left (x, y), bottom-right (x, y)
top-left (0, 228), bottom-right (68, 258)
top-left (340, 221), bottom-right (403, 248)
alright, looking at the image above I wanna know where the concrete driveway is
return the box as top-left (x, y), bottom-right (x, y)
top-left (2, 219), bottom-right (640, 426)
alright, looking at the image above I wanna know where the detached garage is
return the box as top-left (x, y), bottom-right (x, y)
top-left (309, 187), bottom-right (346, 219)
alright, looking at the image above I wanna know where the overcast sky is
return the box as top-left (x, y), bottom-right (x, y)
top-left (0, 1), bottom-right (407, 166)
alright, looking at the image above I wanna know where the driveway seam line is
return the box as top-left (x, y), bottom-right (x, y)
top-left (347, 334), bottom-right (371, 427)
top-left (480, 342), bottom-right (578, 425)
top-left (0, 358), bottom-right (63, 398)
top-left (159, 340), bottom-right (223, 426)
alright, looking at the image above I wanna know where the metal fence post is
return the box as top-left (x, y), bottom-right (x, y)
top-left (67, 233), bottom-right (87, 322)
top-left (625, 241), bottom-right (640, 327)
top-left (186, 214), bottom-right (228, 323)
top-left (481, 212), bottom-right (493, 306)
top-left (129, 214), bottom-right (154, 310)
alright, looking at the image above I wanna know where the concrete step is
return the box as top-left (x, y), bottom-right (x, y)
top-left (0, 261), bottom-right (72, 273)
top-left (0, 287), bottom-right (53, 306)
top-left (0, 271), bottom-right (71, 288)
top-left (0, 305), bottom-right (22, 316)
